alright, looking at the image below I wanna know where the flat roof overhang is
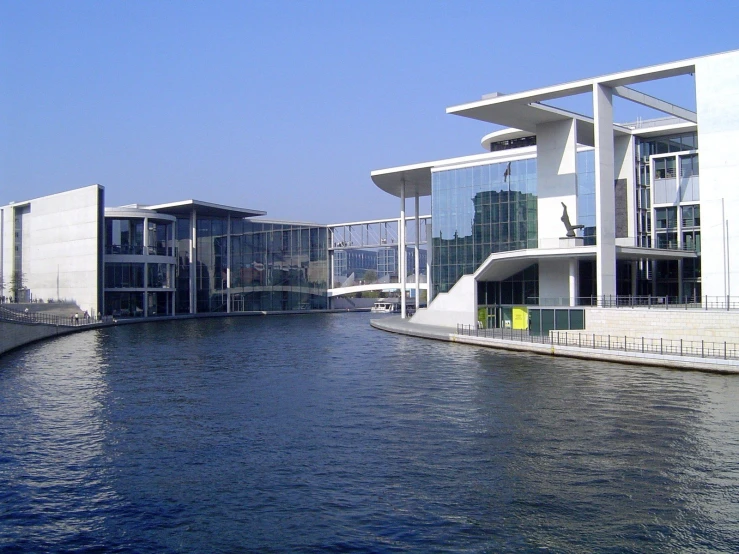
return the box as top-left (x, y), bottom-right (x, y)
top-left (446, 55), bottom-right (702, 130)
top-left (369, 108), bottom-right (631, 199)
top-left (145, 199), bottom-right (266, 219)
top-left (474, 245), bottom-right (697, 282)
top-left (370, 161), bottom-right (434, 199)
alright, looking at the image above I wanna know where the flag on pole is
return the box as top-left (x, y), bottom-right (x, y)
top-left (503, 162), bottom-right (511, 183)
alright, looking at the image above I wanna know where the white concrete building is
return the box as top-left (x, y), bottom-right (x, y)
top-left (0, 185), bottom-right (104, 314)
top-left (371, 49), bottom-right (739, 333)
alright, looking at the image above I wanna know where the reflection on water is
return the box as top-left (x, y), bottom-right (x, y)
top-left (1, 312), bottom-right (739, 552)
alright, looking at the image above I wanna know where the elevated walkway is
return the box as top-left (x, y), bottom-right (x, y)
top-left (328, 281), bottom-right (427, 297)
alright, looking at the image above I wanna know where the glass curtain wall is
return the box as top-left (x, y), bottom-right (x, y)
top-left (175, 217), bottom-right (191, 314)
top-left (576, 150), bottom-right (596, 245)
top-left (229, 220), bottom-right (328, 312)
top-left (105, 219), bottom-right (144, 255)
top-left (637, 131), bottom-right (700, 299)
top-left (196, 217), bottom-right (227, 312)
top-left (431, 158), bottom-right (537, 296)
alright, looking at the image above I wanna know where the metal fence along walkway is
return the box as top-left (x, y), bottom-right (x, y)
top-left (456, 324), bottom-right (739, 362)
top-left (532, 295), bottom-right (739, 310)
top-left (0, 306), bottom-right (104, 327)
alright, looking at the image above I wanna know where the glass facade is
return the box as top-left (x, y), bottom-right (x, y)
top-left (636, 131), bottom-right (701, 299)
top-left (576, 149), bottom-right (596, 245)
top-left (377, 247), bottom-right (397, 278)
top-left (175, 217), bottom-right (192, 314)
top-left (431, 158), bottom-right (537, 296)
top-left (105, 219), bottom-right (144, 255)
top-left (333, 249), bottom-right (378, 283)
top-left (229, 220), bottom-right (328, 312)
top-left (104, 212), bottom-right (177, 318)
top-left (172, 217), bottom-right (329, 314)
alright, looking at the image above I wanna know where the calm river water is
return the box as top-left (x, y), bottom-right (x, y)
top-left (1, 312), bottom-right (739, 552)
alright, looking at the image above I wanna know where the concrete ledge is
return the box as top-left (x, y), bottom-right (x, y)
top-left (371, 317), bottom-right (739, 374)
top-left (0, 321), bottom-right (91, 357)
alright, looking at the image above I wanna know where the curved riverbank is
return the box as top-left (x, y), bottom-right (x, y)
top-left (0, 308), bottom-right (368, 358)
top-left (370, 316), bottom-right (739, 374)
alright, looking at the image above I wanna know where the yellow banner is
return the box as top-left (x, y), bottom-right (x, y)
top-left (512, 306), bottom-right (528, 330)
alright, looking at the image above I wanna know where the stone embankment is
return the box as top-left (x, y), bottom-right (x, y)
top-left (0, 321), bottom-right (83, 357)
top-left (370, 315), bottom-right (739, 374)
top-left (0, 302), bottom-right (93, 357)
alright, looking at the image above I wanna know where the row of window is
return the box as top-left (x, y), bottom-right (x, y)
top-left (654, 154), bottom-right (699, 179)
top-left (639, 132), bottom-right (698, 158)
top-left (655, 205), bottom-right (700, 230)
top-left (105, 263), bottom-right (172, 289)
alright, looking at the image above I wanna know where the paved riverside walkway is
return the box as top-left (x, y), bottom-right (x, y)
top-left (370, 317), bottom-right (739, 374)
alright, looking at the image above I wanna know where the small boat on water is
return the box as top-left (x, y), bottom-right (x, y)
top-left (370, 299), bottom-right (401, 313)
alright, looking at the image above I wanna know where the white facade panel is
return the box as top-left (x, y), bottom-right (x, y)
top-left (536, 119), bottom-right (578, 243)
top-left (0, 208), bottom-right (9, 301)
top-left (1, 186), bottom-right (103, 314)
top-left (695, 50), bottom-right (739, 298)
top-left (538, 259), bottom-right (571, 304)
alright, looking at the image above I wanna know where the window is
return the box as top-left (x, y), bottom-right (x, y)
top-left (682, 205), bottom-right (700, 227)
top-left (680, 154), bottom-right (699, 177)
top-left (682, 231), bottom-right (701, 253)
top-left (656, 232), bottom-right (678, 249)
top-left (655, 207), bottom-right (677, 230)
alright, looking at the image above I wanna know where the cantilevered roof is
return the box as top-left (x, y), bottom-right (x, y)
top-left (474, 246), bottom-right (696, 283)
top-left (371, 161), bottom-right (435, 199)
top-left (370, 106), bottom-right (634, 198)
top-left (445, 51), bottom-right (715, 129)
top-left (145, 199), bottom-right (266, 219)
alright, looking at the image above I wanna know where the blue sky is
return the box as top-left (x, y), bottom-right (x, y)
top-left (1, 0), bottom-right (737, 223)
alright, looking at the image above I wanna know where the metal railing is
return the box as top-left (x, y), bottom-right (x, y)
top-left (527, 296), bottom-right (739, 310)
top-left (456, 324), bottom-right (739, 362)
top-left (0, 306), bottom-right (106, 327)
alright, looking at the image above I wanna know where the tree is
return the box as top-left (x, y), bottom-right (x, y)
top-left (364, 269), bottom-right (378, 284)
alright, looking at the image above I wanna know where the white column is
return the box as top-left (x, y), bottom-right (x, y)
top-left (414, 194), bottom-right (420, 310)
top-left (426, 221), bottom-right (432, 304)
top-left (143, 217), bottom-right (148, 318)
top-left (190, 209), bottom-right (197, 314)
top-left (568, 258), bottom-right (578, 307)
top-left (400, 182), bottom-right (406, 319)
top-left (631, 261), bottom-right (638, 298)
top-left (594, 83), bottom-right (617, 299)
top-left (226, 214), bottom-right (231, 313)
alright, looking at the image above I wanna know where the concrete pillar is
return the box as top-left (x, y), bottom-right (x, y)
top-left (143, 216), bottom-right (149, 318)
top-left (426, 221), bottom-right (433, 304)
top-left (535, 118), bottom-right (578, 245)
top-left (593, 83), bottom-right (617, 299)
top-left (414, 194), bottom-right (420, 310)
top-left (400, 182), bottom-right (406, 319)
top-left (631, 261), bottom-right (638, 298)
top-left (568, 258), bottom-right (578, 307)
top-left (227, 214), bottom-right (231, 313)
top-left (190, 209), bottom-right (197, 314)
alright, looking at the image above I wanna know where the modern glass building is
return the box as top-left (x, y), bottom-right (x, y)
top-left (104, 207), bottom-right (177, 318)
top-left (137, 201), bottom-right (329, 316)
top-left (2, 191), bottom-right (409, 318)
top-left (371, 50), bottom-right (739, 330)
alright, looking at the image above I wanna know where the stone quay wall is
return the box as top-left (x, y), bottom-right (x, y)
top-left (583, 307), bottom-right (739, 343)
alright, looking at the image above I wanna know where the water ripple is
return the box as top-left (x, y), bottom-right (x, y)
top-left (1, 313), bottom-right (739, 552)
